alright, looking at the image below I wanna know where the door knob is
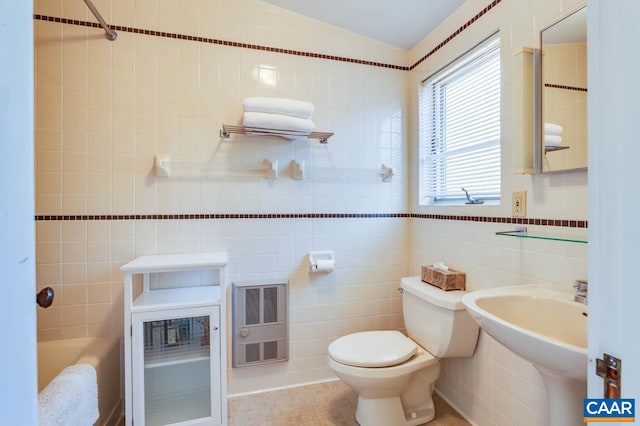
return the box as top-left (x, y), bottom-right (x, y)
top-left (36, 287), bottom-right (54, 308)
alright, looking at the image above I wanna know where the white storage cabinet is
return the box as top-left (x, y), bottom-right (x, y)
top-left (122, 252), bottom-right (228, 426)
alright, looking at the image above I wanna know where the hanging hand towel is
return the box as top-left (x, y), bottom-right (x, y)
top-left (243, 97), bottom-right (315, 119)
top-left (544, 134), bottom-right (563, 146)
top-left (39, 364), bottom-right (99, 426)
top-left (544, 122), bottom-right (563, 136)
top-left (242, 112), bottom-right (315, 135)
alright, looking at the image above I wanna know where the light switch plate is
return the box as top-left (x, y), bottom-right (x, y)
top-left (512, 191), bottom-right (527, 217)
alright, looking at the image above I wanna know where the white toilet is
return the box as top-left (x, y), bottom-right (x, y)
top-left (327, 276), bottom-right (480, 426)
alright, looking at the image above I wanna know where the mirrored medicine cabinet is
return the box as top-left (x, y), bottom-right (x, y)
top-left (513, 6), bottom-right (587, 174)
top-left (540, 6), bottom-right (587, 173)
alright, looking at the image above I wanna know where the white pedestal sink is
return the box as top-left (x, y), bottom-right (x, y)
top-left (461, 284), bottom-right (587, 426)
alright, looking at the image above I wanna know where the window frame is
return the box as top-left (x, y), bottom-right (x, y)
top-left (418, 32), bottom-right (502, 206)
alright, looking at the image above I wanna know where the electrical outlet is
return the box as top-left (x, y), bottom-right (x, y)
top-left (512, 191), bottom-right (527, 217)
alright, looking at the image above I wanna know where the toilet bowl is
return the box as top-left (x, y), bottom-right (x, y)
top-left (328, 331), bottom-right (440, 425)
top-left (327, 276), bottom-right (479, 426)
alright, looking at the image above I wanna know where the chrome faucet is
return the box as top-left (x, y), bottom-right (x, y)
top-left (573, 279), bottom-right (588, 305)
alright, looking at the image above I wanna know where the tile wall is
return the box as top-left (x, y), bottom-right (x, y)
top-left (408, 0), bottom-right (588, 424)
top-left (33, 0), bottom-right (408, 395)
top-left (33, 0), bottom-right (589, 422)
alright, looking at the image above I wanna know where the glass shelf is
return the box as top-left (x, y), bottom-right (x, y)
top-left (144, 342), bottom-right (210, 369)
top-left (143, 316), bottom-right (211, 368)
top-left (496, 229), bottom-right (587, 244)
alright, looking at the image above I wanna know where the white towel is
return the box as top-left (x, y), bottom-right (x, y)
top-left (544, 134), bottom-right (563, 146)
top-left (243, 97), bottom-right (315, 119)
top-left (544, 122), bottom-right (563, 136)
top-left (39, 364), bottom-right (99, 426)
top-left (242, 112), bottom-right (315, 135)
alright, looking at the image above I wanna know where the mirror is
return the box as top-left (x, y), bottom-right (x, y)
top-left (540, 7), bottom-right (587, 173)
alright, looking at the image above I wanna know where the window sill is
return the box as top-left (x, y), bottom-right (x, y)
top-left (419, 200), bottom-right (500, 207)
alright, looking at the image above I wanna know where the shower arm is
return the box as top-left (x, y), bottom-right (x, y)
top-left (83, 0), bottom-right (117, 41)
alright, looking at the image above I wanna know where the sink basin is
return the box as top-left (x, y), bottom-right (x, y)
top-left (462, 284), bottom-right (587, 426)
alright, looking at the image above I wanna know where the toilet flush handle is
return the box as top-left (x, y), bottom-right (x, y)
top-left (397, 287), bottom-right (404, 294)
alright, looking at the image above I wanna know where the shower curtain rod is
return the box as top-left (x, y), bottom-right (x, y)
top-left (83, 0), bottom-right (117, 41)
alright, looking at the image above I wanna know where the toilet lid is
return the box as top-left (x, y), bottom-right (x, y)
top-left (328, 331), bottom-right (417, 368)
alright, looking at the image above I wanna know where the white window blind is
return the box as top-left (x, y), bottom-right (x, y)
top-left (419, 34), bottom-right (501, 205)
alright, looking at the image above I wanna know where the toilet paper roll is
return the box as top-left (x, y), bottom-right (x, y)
top-left (312, 259), bottom-right (335, 272)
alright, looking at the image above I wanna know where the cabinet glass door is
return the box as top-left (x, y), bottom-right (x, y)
top-left (132, 306), bottom-right (220, 425)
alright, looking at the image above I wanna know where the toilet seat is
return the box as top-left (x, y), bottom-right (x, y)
top-left (328, 331), bottom-right (417, 368)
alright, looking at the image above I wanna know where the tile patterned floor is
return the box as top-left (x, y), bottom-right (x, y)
top-left (228, 380), bottom-right (470, 426)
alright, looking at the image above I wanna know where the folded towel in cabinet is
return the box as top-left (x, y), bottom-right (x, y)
top-left (243, 97), bottom-right (315, 119)
top-left (544, 122), bottom-right (563, 136)
top-left (39, 364), bottom-right (98, 426)
top-left (544, 134), bottom-right (563, 146)
top-left (242, 111), bottom-right (315, 135)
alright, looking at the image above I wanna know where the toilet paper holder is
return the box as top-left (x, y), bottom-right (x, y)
top-left (309, 251), bottom-right (335, 272)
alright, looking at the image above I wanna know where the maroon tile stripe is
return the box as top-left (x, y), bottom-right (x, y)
top-left (32, 14), bottom-right (407, 71)
top-left (544, 83), bottom-right (588, 92)
top-left (33, 0), bottom-right (501, 72)
top-left (33, 213), bottom-right (587, 228)
top-left (409, 0), bottom-right (502, 71)
top-left (411, 214), bottom-right (587, 228)
top-left (33, 213), bottom-right (409, 221)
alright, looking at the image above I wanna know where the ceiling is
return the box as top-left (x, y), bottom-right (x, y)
top-left (542, 7), bottom-right (587, 44)
top-left (261, 0), bottom-right (466, 51)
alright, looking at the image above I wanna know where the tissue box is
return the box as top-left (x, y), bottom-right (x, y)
top-left (421, 266), bottom-right (466, 291)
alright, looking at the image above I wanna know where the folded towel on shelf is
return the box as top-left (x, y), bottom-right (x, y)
top-left (242, 111), bottom-right (315, 135)
top-left (39, 364), bottom-right (99, 426)
top-left (544, 122), bottom-right (563, 136)
top-left (544, 134), bottom-right (563, 146)
top-left (243, 97), bottom-right (315, 119)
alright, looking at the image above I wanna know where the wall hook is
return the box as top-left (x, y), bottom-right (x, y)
top-left (381, 164), bottom-right (395, 182)
top-left (291, 160), bottom-right (305, 180)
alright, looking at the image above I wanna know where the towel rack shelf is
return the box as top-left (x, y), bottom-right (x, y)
top-left (545, 145), bottom-right (570, 153)
top-left (220, 124), bottom-right (333, 143)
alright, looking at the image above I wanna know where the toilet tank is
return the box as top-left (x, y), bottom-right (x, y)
top-left (401, 276), bottom-right (479, 358)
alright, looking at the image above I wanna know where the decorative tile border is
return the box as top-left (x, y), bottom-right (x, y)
top-left (409, 0), bottom-right (502, 70)
top-left (34, 213), bottom-right (409, 221)
top-left (544, 83), bottom-right (588, 92)
top-left (34, 213), bottom-right (587, 228)
top-left (411, 214), bottom-right (587, 228)
top-left (32, 14), bottom-right (407, 71)
top-left (33, 0), bottom-right (501, 72)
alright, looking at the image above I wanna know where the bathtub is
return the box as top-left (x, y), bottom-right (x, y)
top-left (38, 337), bottom-right (122, 426)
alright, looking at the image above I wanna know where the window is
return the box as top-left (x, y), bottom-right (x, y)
top-left (419, 34), bottom-right (501, 205)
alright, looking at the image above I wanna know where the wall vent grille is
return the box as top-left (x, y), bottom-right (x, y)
top-left (232, 281), bottom-right (288, 367)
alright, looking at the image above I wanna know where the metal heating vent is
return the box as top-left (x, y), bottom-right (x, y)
top-left (232, 281), bottom-right (288, 367)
